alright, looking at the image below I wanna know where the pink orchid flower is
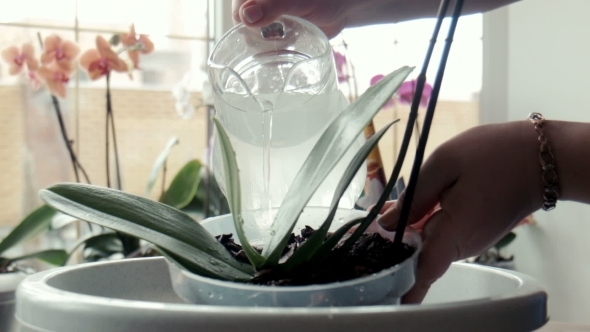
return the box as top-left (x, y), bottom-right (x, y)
top-left (40, 35), bottom-right (80, 73)
top-left (26, 70), bottom-right (43, 91)
top-left (79, 36), bottom-right (129, 80)
top-left (398, 79), bottom-right (433, 107)
top-left (120, 24), bottom-right (154, 69)
top-left (332, 50), bottom-right (348, 83)
top-left (1, 43), bottom-right (38, 75)
top-left (37, 65), bottom-right (70, 98)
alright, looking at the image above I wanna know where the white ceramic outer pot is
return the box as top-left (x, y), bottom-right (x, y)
top-left (0, 272), bottom-right (28, 332)
top-left (168, 209), bottom-right (422, 307)
top-left (14, 257), bottom-right (548, 332)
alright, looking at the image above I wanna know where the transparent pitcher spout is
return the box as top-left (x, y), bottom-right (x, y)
top-left (208, 16), bottom-right (338, 113)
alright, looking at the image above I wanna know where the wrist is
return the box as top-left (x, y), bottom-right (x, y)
top-left (542, 120), bottom-right (590, 204)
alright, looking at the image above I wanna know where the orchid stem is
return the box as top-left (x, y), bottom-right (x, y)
top-left (51, 96), bottom-right (80, 183)
top-left (105, 73), bottom-right (122, 190)
top-left (338, 0), bottom-right (455, 250)
top-left (37, 32), bottom-right (89, 184)
top-left (105, 75), bottom-right (111, 188)
top-left (161, 160), bottom-right (167, 199)
top-left (413, 119), bottom-right (422, 146)
top-left (37, 32), bottom-right (93, 234)
top-left (393, 0), bottom-right (465, 246)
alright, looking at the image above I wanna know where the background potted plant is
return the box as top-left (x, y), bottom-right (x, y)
top-left (0, 205), bottom-right (67, 331)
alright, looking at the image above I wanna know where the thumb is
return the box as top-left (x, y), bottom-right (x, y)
top-left (237, 0), bottom-right (307, 26)
top-left (402, 209), bottom-right (459, 304)
top-left (377, 152), bottom-right (456, 231)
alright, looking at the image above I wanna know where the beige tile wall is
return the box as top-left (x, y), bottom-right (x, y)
top-left (374, 100), bottom-right (480, 181)
top-left (0, 83), bottom-right (478, 227)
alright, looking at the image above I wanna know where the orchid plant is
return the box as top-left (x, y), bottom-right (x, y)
top-left (39, 66), bottom-right (413, 280)
top-left (79, 25), bottom-right (154, 189)
top-left (38, 0), bottom-right (466, 283)
top-left (0, 26), bottom-right (156, 265)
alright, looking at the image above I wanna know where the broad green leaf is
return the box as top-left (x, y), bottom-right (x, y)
top-left (40, 184), bottom-right (253, 281)
top-left (0, 204), bottom-right (56, 255)
top-left (156, 246), bottom-right (230, 277)
top-left (66, 232), bottom-right (122, 264)
top-left (8, 249), bottom-right (68, 266)
top-left (495, 232), bottom-right (517, 250)
top-left (161, 159), bottom-right (202, 209)
top-left (49, 212), bottom-right (79, 230)
top-left (194, 171), bottom-right (231, 219)
top-left (213, 118), bottom-right (266, 268)
top-left (313, 217), bottom-right (364, 260)
top-left (263, 66), bottom-right (414, 265)
top-left (145, 137), bottom-right (180, 197)
top-left (285, 120), bottom-right (398, 268)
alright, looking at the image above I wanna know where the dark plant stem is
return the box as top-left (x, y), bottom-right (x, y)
top-left (105, 78), bottom-right (111, 188)
top-left (109, 111), bottom-right (122, 189)
top-left (414, 119), bottom-right (422, 146)
top-left (411, 80), bottom-right (422, 146)
top-left (105, 73), bottom-right (122, 190)
top-left (393, 0), bottom-right (465, 246)
top-left (337, 0), bottom-right (454, 252)
top-left (161, 160), bottom-right (167, 199)
top-left (51, 96), bottom-right (80, 183)
top-left (36, 32), bottom-right (94, 234)
top-left (36, 32), bottom-right (91, 184)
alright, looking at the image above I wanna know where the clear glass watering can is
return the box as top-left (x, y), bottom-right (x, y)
top-left (208, 16), bottom-right (366, 233)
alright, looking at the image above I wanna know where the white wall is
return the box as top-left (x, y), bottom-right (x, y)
top-left (481, 0), bottom-right (590, 324)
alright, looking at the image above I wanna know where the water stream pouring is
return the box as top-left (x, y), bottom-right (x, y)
top-left (208, 16), bottom-right (366, 241)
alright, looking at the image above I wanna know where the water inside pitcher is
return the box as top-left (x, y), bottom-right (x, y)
top-left (208, 16), bottom-right (366, 232)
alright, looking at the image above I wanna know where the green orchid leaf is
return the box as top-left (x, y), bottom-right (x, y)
top-left (145, 136), bottom-right (180, 197)
top-left (49, 212), bottom-right (79, 230)
top-left (213, 118), bottom-right (266, 268)
top-left (156, 246), bottom-right (235, 277)
top-left (40, 183), bottom-right (253, 281)
top-left (161, 159), bottom-right (202, 209)
top-left (8, 249), bottom-right (68, 266)
top-left (0, 204), bottom-right (56, 255)
top-left (180, 196), bottom-right (205, 220)
top-left (263, 66), bottom-right (414, 265)
top-left (495, 232), bottom-right (517, 250)
top-left (66, 232), bottom-right (122, 264)
top-left (284, 120), bottom-right (398, 269)
top-left (313, 217), bottom-right (364, 260)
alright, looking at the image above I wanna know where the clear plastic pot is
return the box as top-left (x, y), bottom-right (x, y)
top-left (168, 208), bottom-right (421, 307)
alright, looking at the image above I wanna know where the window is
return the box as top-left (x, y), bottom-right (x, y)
top-left (0, 0), bottom-right (213, 227)
top-left (334, 14), bottom-right (482, 180)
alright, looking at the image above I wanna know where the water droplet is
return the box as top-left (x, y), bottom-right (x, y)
top-left (197, 288), bottom-right (202, 293)
top-left (327, 314), bottom-right (334, 320)
top-left (218, 294), bottom-right (224, 300)
top-left (359, 286), bottom-right (364, 292)
top-left (270, 230), bottom-right (276, 236)
top-left (338, 218), bottom-right (345, 223)
top-left (208, 292), bottom-right (214, 298)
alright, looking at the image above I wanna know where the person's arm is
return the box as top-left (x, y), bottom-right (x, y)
top-left (233, 0), bottom-right (521, 38)
top-left (345, 0), bottom-right (521, 27)
top-left (545, 120), bottom-right (590, 204)
top-left (375, 119), bottom-right (590, 304)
